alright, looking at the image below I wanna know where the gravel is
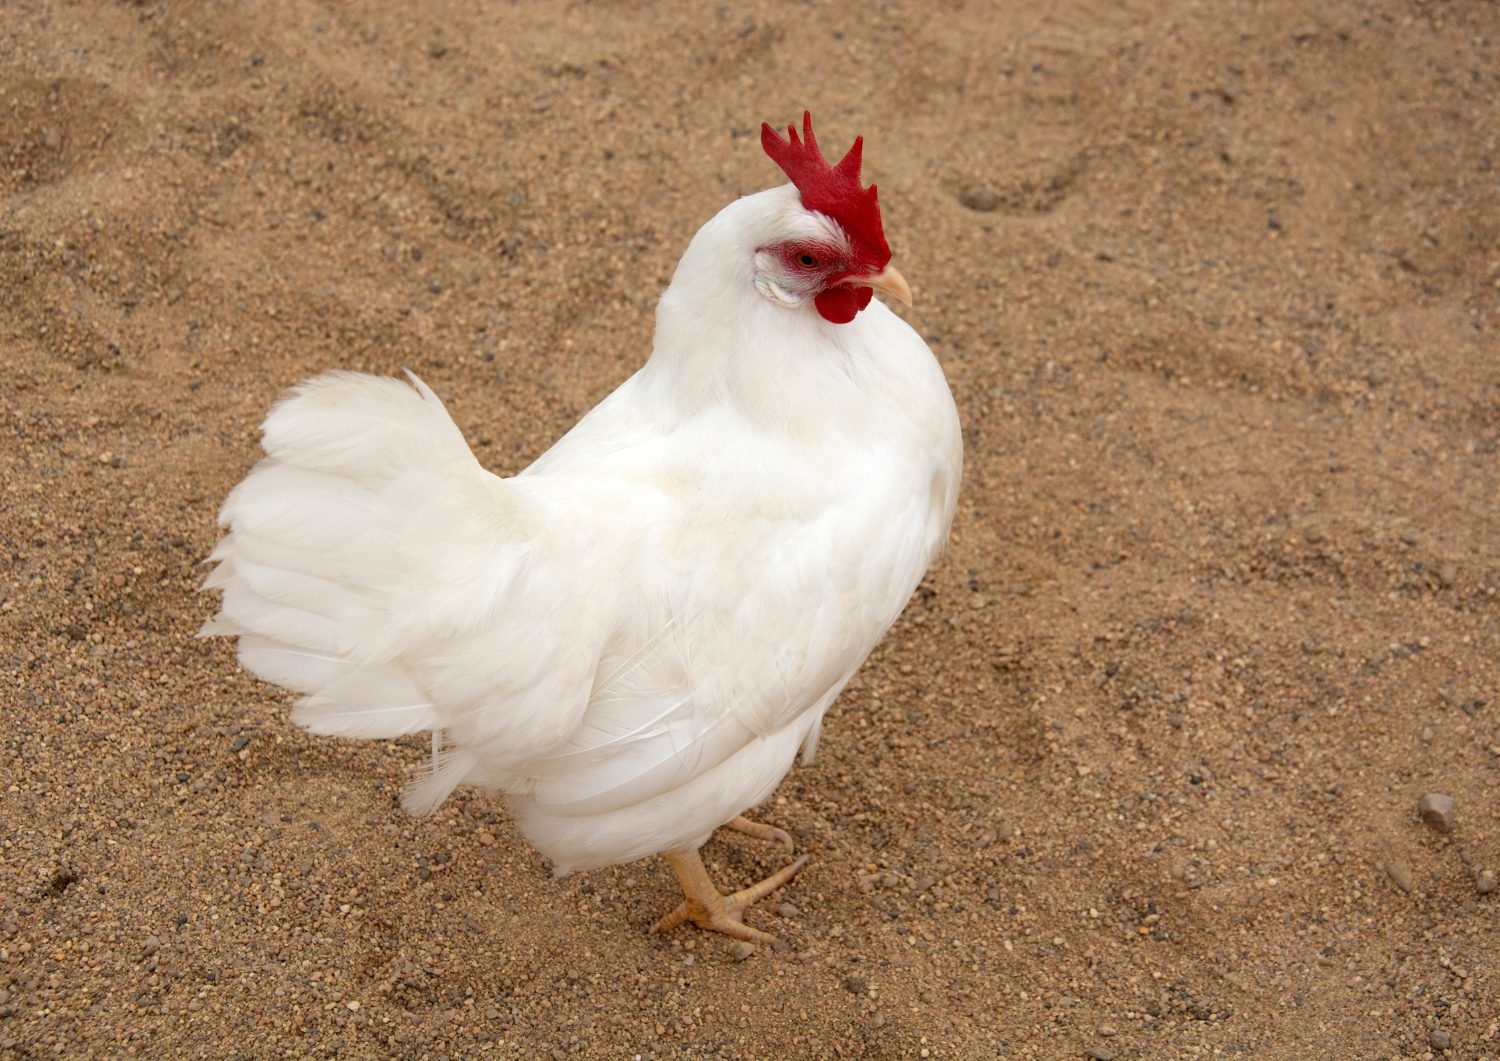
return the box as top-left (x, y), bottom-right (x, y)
top-left (4, 3), bottom-right (1498, 1059)
top-left (957, 187), bottom-right (1000, 212)
top-left (1417, 793), bottom-right (1455, 833)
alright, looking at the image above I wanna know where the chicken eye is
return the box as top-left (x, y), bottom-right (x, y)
top-left (797, 253), bottom-right (819, 268)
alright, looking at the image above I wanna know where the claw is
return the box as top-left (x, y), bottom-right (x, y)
top-left (725, 814), bottom-right (796, 855)
top-left (652, 850), bottom-right (810, 943)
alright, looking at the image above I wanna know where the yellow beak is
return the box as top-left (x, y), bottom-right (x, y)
top-left (845, 264), bottom-right (912, 307)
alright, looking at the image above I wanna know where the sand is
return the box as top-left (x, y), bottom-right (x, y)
top-left (3, 0), bottom-right (1498, 1057)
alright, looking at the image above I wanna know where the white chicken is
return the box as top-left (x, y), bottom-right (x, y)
top-left (202, 113), bottom-right (962, 942)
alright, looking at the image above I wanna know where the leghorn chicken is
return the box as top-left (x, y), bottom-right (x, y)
top-left (203, 113), bottom-right (961, 943)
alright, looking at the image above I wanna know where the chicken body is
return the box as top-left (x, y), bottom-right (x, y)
top-left (205, 177), bottom-right (961, 927)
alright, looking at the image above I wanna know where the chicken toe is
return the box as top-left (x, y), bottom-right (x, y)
top-left (652, 849), bottom-right (810, 944)
top-left (725, 814), bottom-right (796, 853)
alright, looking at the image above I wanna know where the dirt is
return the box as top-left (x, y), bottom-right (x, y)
top-left (3, 1), bottom-right (1499, 1058)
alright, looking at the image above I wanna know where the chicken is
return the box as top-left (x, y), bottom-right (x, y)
top-left (202, 113), bottom-right (962, 943)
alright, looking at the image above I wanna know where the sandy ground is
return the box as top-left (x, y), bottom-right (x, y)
top-left (3, 1), bottom-right (1499, 1057)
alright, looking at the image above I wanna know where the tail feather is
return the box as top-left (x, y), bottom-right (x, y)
top-left (217, 581), bottom-right (350, 655)
top-left (201, 371), bottom-right (531, 801)
top-left (235, 634), bottom-right (349, 695)
top-left (221, 466), bottom-right (392, 552)
top-left (291, 672), bottom-right (437, 738)
top-left (206, 554), bottom-right (371, 622)
top-left (260, 371), bottom-right (472, 479)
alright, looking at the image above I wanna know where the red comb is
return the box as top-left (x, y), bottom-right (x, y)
top-left (761, 112), bottom-right (891, 269)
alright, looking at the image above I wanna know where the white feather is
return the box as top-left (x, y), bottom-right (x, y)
top-left (235, 635), bottom-right (347, 694)
top-left (290, 669), bottom-right (437, 738)
top-left (400, 747), bottom-right (478, 817)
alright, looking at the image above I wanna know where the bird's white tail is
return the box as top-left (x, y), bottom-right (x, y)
top-left (201, 372), bottom-right (530, 791)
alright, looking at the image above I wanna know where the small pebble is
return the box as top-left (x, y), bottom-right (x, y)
top-left (1430, 1028), bottom-right (1451, 1051)
top-left (842, 975), bottom-right (867, 995)
top-left (1086, 1047), bottom-right (1115, 1060)
top-left (1418, 793), bottom-right (1455, 833)
top-left (143, 935), bottom-right (160, 956)
top-left (776, 903), bottom-right (799, 918)
top-left (1384, 860), bottom-right (1413, 893)
top-left (958, 187), bottom-right (1000, 212)
top-left (728, 941), bottom-right (755, 961)
top-left (1477, 870), bottom-right (1496, 895)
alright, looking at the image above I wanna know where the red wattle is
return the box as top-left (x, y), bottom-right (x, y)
top-left (814, 285), bottom-right (873, 325)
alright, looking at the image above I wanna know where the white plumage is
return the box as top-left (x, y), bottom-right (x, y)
top-left (204, 117), bottom-right (961, 939)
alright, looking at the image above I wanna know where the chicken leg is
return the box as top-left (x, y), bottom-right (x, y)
top-left (652, 847), bottom-right (810, 942)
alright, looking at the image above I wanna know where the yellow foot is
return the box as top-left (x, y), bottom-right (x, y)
top-left (652, 849), bottom-right (810, 944)
top-left (725, 814), bottom-right (795, 854)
